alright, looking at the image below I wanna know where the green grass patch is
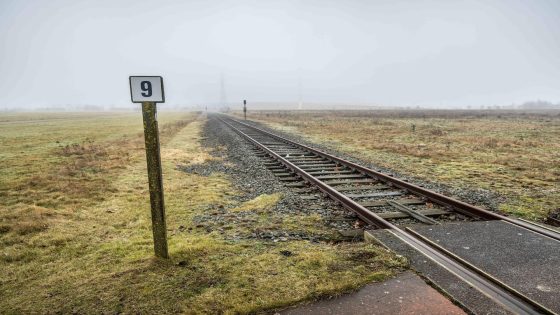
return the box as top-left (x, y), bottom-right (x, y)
top-left (0, 112), bottom-right (405, 314)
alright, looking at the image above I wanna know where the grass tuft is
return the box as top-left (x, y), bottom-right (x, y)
top-left (230, 193), bottom-right (283, 212)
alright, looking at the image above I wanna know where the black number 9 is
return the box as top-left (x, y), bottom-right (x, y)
top-left (140, 81), bottom-right (152, 97)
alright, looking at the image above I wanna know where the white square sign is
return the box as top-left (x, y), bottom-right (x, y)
top-left (129, 76), bottom-right (165, 103)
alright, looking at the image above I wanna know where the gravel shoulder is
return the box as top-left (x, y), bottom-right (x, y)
top-left (182, 115), bottom-right (367, 242)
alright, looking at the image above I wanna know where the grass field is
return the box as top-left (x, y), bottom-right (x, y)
top-left (242, 110), bottom-right (560, 221)
top-left (0, 112), bottom-right (404, 314)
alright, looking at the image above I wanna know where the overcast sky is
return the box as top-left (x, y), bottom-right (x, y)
top-left (1, 0), bottom-right (559, 109)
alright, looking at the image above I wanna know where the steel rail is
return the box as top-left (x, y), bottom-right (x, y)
top-left (220, 118), bottom-right (393, 229)
top-left (219, 116), bottom-right (553, 315)
top-left (225, 116), bottom-right (560, 243)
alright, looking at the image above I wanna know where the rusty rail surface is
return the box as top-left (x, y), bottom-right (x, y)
top-left (218, 115), bottom-right (557, 315)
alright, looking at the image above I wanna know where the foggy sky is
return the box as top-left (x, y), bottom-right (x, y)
top-left (1, 0), bottom-right (559, 109)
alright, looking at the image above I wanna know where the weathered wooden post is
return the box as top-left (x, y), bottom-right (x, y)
top-left (243, 99), bottom-right (247, 120)
top-left (129, 76), bottom-right (169, 259)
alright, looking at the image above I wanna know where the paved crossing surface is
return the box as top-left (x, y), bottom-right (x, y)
top-left (279, 271), bottom-right (465, 315)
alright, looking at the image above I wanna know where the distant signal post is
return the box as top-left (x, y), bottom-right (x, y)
top-left (243, 100), bottom-right (247, 120)
top-left (129, 76), bottom-right (169, 259)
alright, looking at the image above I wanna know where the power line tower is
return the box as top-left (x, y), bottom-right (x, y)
top-left (298, 72), bottom-right (303, 110)
top-left (220, 73), bottom-right (228, 111)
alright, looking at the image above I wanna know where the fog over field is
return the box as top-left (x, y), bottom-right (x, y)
top-left (1, 0), bottom-right (559, 110)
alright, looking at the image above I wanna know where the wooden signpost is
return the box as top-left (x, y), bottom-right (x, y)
top-left (129, 76), bottom-right (169, 259)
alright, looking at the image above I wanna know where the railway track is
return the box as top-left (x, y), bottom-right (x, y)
top-left (218, 115), bottom-right (559, 315)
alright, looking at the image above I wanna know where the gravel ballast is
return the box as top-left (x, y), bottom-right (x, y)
top-left (180, 116), bottom-right (361, 243)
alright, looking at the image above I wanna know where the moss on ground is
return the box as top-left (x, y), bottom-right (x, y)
top-left (0, 112), bottom-right (404, 314)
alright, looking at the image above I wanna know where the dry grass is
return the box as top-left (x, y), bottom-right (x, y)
top-left (243, 110), bottom-right (560, 221)
top-left (0, 112), bottom-right (404, 314)
top-left (0, 112), bottom-right (193, 236)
